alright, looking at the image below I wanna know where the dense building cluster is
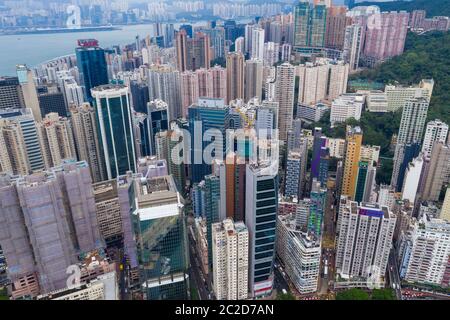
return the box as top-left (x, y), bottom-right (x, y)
top-left (0, 0), bottom-right (449, 301)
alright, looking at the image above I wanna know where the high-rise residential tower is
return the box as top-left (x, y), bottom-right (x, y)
top-left (340, 126), bottom-right (363, 200)
top-left (212, 219), bottom-right (249, 300)
top-left (226, 52), bottom-right (245, 104)
top-left (275, 62), bottom-right (295, 142)
top-left (70, 103), bottom-right (106, 183)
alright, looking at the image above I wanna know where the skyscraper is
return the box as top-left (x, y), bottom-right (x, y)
top-left (246, 161), bottom-right (278, 298)
top-left (343, 24), bottom-right (363, 71)
top-left (244, 59), bottom-right (263, 103)
top-left (421, 120), bottom-right (449, 158)
top-left (275, 62), bottom-right (295, 142)
top-left (0, 76), bottom-right (24, 110)
top-left (147, 99), bottom-right (169, 156)
top-left (36, 113), bottom-right (77, 169)
top-left (276, 214), bottom-right (321, 294)
top-left (421, 142), bottom-right (450, 202)
top-left (147, 64), bottom-right (182, 120)
top-left (284, 148), bottom-right (307, 200)
top-left (296, 58), bottom-right (349, 105)
top-left (121, 173), bottom-right (189, 300)
top-left (391, 97), bottom-right (429, 191)
top-left (251, 27), bottom-right (265, 61)
top-left (226, 52), bottom-right (245, 104)
top-left (340, 126), bottom-right (363, 200)
top-left (37, 85), bottom-right (68, 118)
top-left (308, 179), bottom-right (327, 237)
top-left (212, 219), bottom-right (249, 300)
top-left (293, 2), bottom-right (327, 48)
top-left (91, 85), bottom-right (136, 180)
top-left (399, 216), bottom-right (450, 287)
top-left (70, 103), bottom-right (106, 183)
top-left (0, 108), bottom-right (45, 173)
top-left (188, 98), bottom-right (230, 184)
top-left (176, 30), bottom-right (212, 72)
top-left (0, 160), bottom-right (103, 296)
top-left (311, 128), bottom-right (329, 187)
top-left (361, 11), bottom-right (409, 66)
top-left (180, 71), bottom-right (199, 117)
top-left (335, 198), bottom-right (396, 287)
top-left (75, 39), bottom-right (109, 102)
top-left (324, 6), bottom-right (350, 50)
top-left (16, 65), bottom-right (41, 121)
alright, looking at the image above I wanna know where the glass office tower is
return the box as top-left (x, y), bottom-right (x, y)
top-left (91, 84), bottom-right (136, 179)
top-left (130, 175), bottom-right (189, 300)
top-left (75, 39), bottom-right (109, 102)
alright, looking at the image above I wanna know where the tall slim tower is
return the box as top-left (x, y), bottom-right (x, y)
top-left (36, 113), bottom-right (77, 169)
top-left (391, 97), bottom-right (429, 191)
top-left (244, 59), bottom-right (263, 103)
top-left (340, 126), bottom-right (363, 200)
top-left (0, 108), bottom-right (45, 173)
top-left (421, 119), bottom-right (449, 158)
top-left (335, 198), bottom-right (396, 286)
top-left (275, 62), bottom-right (295, 142)
top-left (212, 219), bottom-right (249, 300)
top-left (16, 65), bottom-right (41, 121)
top-left (147, 64), bottom-right (182, 120)
top-left (75, 39), bottom-right (108, 102)
top-left (147, 99), bottom-right (169, 156)
top-left (70, 103), bottom-right (106, 183)
top-left (226, 52), bottom-right (245, 104)
top-left (343, 24), bottom-right (363, 71)
top-left (245, 161), bottom-right (278, 298)
top-left (91, 85), bottom-right (136, 180)
top-left (251, 27), bottom-right (265, 60)
top-left (180, 71), bottom-right (199, 118)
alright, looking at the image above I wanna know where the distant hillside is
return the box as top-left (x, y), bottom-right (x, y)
top-left (353, 0), bottom-right (450, 17)
top-left (352, 31), bottom-right (450, 126)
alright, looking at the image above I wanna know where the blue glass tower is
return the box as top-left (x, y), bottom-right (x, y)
top-left (75, 39), bottom-right (109, 102)
top-left (188, 99), bottom-right (230, 184)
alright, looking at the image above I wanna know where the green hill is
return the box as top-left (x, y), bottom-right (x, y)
top-left (353, 0), bottom-right (450, 17)
top-left (352, 31), bottom-right (450, 126)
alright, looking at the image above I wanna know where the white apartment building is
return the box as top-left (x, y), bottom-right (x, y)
top-left (401, 155), bottom-right (424, 204)
top-left (366, 90), bottom-right (389, 112)
top-left (335, 197), bottom-right (396, 288)
top-left (330, 94), bottom-right (364, 127)
top-left (251, 27), bottom-right (265, 61)
top-left (297, 102), bottom-right (330, 122)
top-left (399, 216), bottom-right (450, 286)
top-left (296, 58), bottom-right (349, 106)
top-left (385, 79), bottom-right (434, 112)
top-left (37, 272), bottom-right (118, 300)
top-left (212, 219), bottom-right (249, 300)
top-left (276, 214), bottom-right (321, 294)
top-left (421, 119), bottom-right (449, 158)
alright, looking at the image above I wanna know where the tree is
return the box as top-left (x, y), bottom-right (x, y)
top-left (336, 288), bottom-right (370, 300)
top-left (0, 287), bottom-right (8, 300)
top-left (353, 0), bottom-right (450, 17)
top-left (371, 288), bottom-right (396, 300)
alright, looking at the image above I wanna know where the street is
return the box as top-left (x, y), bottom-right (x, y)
top-left (188, 229), bottom-right (210, 300)
top-left (387, 248), bottom-right (402, 300)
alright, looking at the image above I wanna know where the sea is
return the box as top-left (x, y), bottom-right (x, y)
top-left (0, 21), bottom-right (251, 76)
